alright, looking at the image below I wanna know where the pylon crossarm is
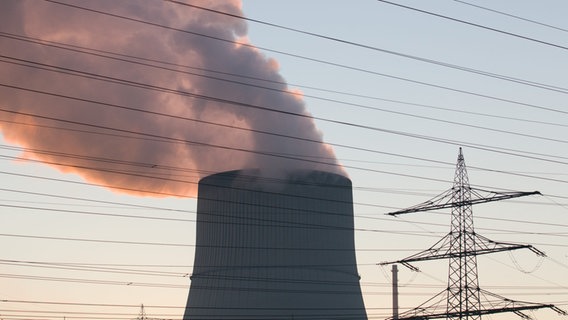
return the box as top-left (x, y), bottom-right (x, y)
top-left (378, 232), bottom-right (543, 270)
top-left (386, 188), bottom-right (454, 216)
top-left (377, 234), bottom-right (453, 271)
top-left (386, 289), bottom-right (448, 320)
top-left (389, 289), bottom-right (519, 320)
top-left (479, 289), bottom-right (566, 317)
top-left (377, 259), bottom-right (419, 272)
top-left (386, 189), bottom-right (540, 216)
top-left (472, 233), bottom-right (544, 256)
top-left (394, 304), bottom-right (560, 320)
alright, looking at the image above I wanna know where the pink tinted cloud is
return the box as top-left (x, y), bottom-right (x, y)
top-left (0, 0), bottom-right (343, 197)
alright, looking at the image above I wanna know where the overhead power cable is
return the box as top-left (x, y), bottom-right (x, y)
top-left (1, 91), bottom-right (567, 185)
top-left (0, 259), bottom-right (378, 272)
top-left (4, 180), bottom-right (566, 231)
top-left (4, 200), bottom-right (566, 238)
top-left (3, 99), bottom-right (568, 170)
top-left (0, 270), bottom-right (564, 300)
top-left (0, 151), bottom-right (441, 212)
top-left (2, 193), bottom-right (566, 243)
top-left (3, 55), bottom-right (568, 146)
top-left (0, 299), bottom-right (397, 320)
top-left (0, 142), bottom-right (457, 195)
top-left (0, 124), bottom-right (564, 222)
top-left (5, 259), bottom-right (567, 292)
top-left (166, 0), bottom-right (568, 95)
top-left (41, 0), bottom-right (568, 116)
top-left (442, 211), bottom-right (568, 229)
top-left (0, 270), bottom-right (558, 298)
top-left (0, 114), bottom-right (461, 180)
top-left (0, 271), bottom-right (187, 289)
top-left (0, 272), bottom-right (386, 292)
top-left (0, 233), bottom-right (425, 252)
top-left (5, 258), bottom-right (568, 288)
top-left (3, 116), bottom-right (568, 192)
top-left (2, 299), bottom-right (400, 320)
top-left (3, 104), bottom-right (568, 185)
top-left (377, 0), bottom-right (568, 51)
top-left (0, 203), bottom-right (448, 237)
top-left (0, 108), bottom-right (516, 187)
top-left (1, 31), bottom-right (567, 129)
top-left (3, 126), bottom-right (567, 204)
top-left (0, 78), bottom-right (568, 180)
top-left (0, 308), bottom-right (183, 319)
top-left (0, 159), bottom-right (441, 200)
top-left (0, 298), bottom-right (558, 311)
top-left (453, 0), bottom-right (568, 33)
top-left (0, 259), bottom-right (186, 278)
top-left (0, 232), bottom-right (566, 251)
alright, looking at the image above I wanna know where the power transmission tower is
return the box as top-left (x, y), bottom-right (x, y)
top-left (137, 304), bottom-right (147, 320)
top-left (135, 304), bottom-right (167, 320)
top-left (379, 148), bottom-right (566, 320)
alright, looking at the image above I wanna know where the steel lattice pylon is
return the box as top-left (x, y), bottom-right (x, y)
top-left (136, 304), bottom-right (166, 320)
top-left (379, 148), bottom-right (566, 320)
top-left (446, 148), bottom-right (480, 320)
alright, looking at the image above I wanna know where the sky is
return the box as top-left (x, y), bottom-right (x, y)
top-left (0, 0), bottom-right (567, 319)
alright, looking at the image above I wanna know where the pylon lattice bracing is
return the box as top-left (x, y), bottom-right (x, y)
top-left (446, 149), bottom-right (480, 320)
top-left (379, 148), bottom-right (566, 320)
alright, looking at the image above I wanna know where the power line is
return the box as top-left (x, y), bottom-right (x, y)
top-left (0, 233), bottom-right (427, 251)
top-left (4, 31), bottom-right (568, 170)
top-left (3, 141), bottom-right (568, 199)
top-left (0, 203), bottom-right (447, 237)
top-left (453, 0), bottom-right (568, 33)
top-left (3, 52), bottom-right (568, 164)
top-left (377, 0), bottom-right (568, 51)
top-left (4, 51), bottom-right (568, 152)
top-left (2, 147), bottom-right (567, 229)
top-left (8, 257), bottom-right (565, 293)
top-left (4, 112), bottom-right (568, 189)
top-left (0, 298), bottom-right (400, 320)
top-left (0, 271), bottom-right (431, 296)
top-left (166, 0), bottom-right (568, 95)
top-left (4, 56), bottom-right (568, 147)
top-left (2, 31), bottom-right (566, 129)
top-left (3, 99), bottom-right (568, 170)
top-left (4, 201), bottom-right (567, 240)
top-left (2, 270), bottom-right (562, 298)
top-left (0, 232), bottom-right (566, 251)
top-left (0, 108), bottom-right (493, 188)
top-left (2, 151), bottom-right (567, 232)
top-left (1, 5), bottom-right (564, 178)
top-left (40, 0), bottom-right (568, 116)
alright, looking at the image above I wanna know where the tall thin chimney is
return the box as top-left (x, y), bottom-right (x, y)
top-left (392, 264), bottom-right (399, 320)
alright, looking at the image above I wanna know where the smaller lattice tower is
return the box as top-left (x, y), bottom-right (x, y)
top-left (136, 304), bottom-right (147, 320)
top-left (135, 305), bottom-right (166, 320)
top-left (379, 148), bottom-right (566, 320)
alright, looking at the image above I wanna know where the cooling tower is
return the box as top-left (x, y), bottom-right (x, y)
top-left (183, 170), bottom-right (367, 320)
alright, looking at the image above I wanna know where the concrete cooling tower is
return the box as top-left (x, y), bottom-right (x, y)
top-left (183, 170), bottom-right (367, 320)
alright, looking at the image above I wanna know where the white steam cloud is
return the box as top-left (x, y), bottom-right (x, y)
top-left (0, 0), bottom-right (343, 197)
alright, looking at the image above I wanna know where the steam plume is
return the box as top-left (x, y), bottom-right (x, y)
top-left (0, 0), bottom-right (343, 197)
